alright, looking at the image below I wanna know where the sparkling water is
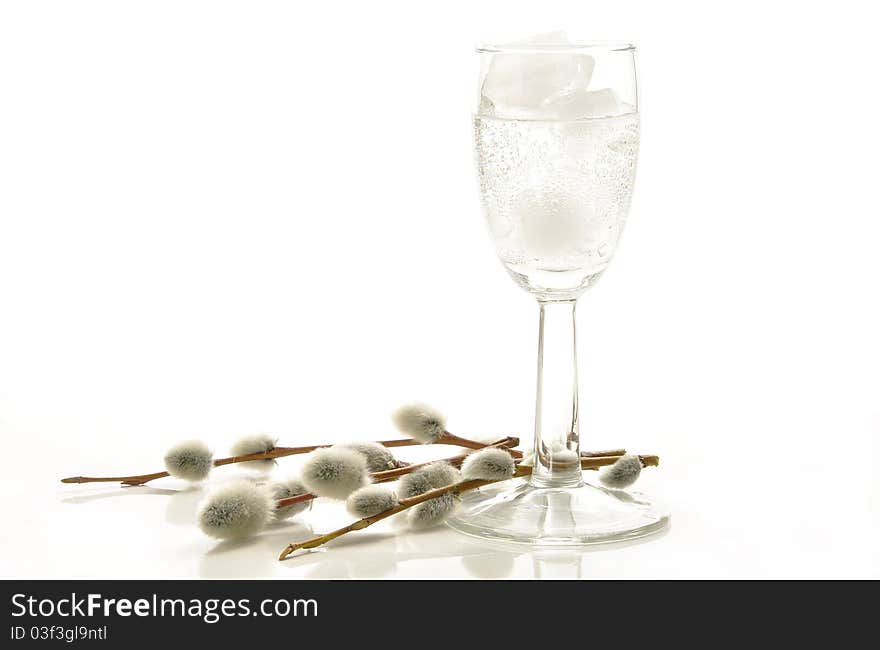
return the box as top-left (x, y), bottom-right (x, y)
top-left (474, 113), bottom-right (639, 298)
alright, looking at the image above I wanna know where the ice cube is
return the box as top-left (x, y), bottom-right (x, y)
top-left (515, 192), bottom-right (595, 260)
top-left (541, 88), bottom-right (622, 120)
top-left (480, 32), bottom-right (595, 119)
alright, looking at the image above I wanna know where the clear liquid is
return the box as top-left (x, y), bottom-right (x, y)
top-left (475, 113), bottom-right (639, 299)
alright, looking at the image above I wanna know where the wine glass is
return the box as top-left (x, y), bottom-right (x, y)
top-left (446, 40), bottom-right (669, 545)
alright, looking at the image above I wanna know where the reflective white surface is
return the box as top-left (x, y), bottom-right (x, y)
top-left (0, 1), bottom-right (877, 580)
top-left (1, 435), bottom-right (876, 579)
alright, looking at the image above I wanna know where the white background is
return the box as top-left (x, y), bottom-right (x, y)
top-left (0, 1), bottom-right (877, 579)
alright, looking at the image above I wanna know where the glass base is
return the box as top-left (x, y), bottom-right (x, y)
top-left (446, 477), bottom-right (669, 547)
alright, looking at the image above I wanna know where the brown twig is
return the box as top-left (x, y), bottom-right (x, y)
top-left (278, 454), bottom-right (660, 559)
top-left (439, 431), bottom-right (522, 459)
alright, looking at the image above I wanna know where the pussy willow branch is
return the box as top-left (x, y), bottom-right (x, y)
top-left (278, 454), bottom-right (659, 559)
top-left (59, 431), bottom-right (536, 486)
top-left (274, 437), bottom-right (526, 509)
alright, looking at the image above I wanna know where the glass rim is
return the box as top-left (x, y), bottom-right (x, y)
top-left (475, 41), bottom-right (635, 54)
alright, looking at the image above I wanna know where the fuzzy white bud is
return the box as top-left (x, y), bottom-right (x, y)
top-left (164, 440), bottom-right (213, 481)
top-left (197, 480), bottom-right (274, 539)
top-left (230, 433), bottom-right (277, 471)
top-left (599, 454), bottom-right (642, 489)
top-left (347, 485), bottom-right (398, 518)
top-left (551, 449), bottom-right (579, 464)
top-left (300, 447), bottom-right (370, 500)
top-left (391, 403), bottom-right (447, 443)
top-left (460, 448), bottom-right (516, 481)
top-left (408, 493), bottom-right (456, 528)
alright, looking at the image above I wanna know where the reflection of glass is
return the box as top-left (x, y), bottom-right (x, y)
top-left (446, 39), bottom-right (668, 545)
top-left (532, 551), bottom-right (584, 579)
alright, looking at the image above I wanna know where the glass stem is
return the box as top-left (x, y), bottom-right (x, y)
top-left (530, 299), bottom-right (583, 488)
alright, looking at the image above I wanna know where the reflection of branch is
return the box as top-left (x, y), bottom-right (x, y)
top-left (280, 529), bottom-right (520, 579)
top-left (59, 433), bottom-right (522, 486)
top-left (279, 454), bottom-right (659, 559)
top-left (62, 486), bottom-right (180, 504)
